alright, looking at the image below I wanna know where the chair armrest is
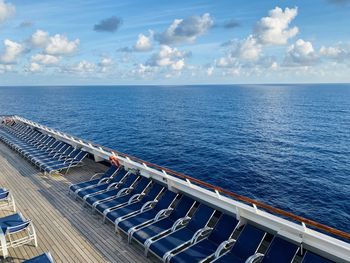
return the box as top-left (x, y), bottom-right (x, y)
top-left (171, 216), bottom-right (191, 231)
top-left (214, 239), bottom-right (236, 258)
top-left (128, 193), bottom-right (143, 204)
top-left (98, 177), bottom-right (109, 184)
top-left (190, 227), bottom-right (212, 243)
top-left (141, 200), bottom-right (157, 212)
top-left (155, 208), bottom-right (173, 220)
top-left (246, 253), bottom-right (264, 263)
top-left (107, 182), bottom-right (120, 190)
top-left (90, 172), bottom-right (103, 180)
top-left (117, 187), bottom-right (132, 197)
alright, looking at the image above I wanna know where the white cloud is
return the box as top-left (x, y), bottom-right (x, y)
top-left (98, 56), bottom-right (113, 73)
top-left (206, 66), bottom-right (214, 76)
top-left (134, 33), bottom-right (153, 52)
top-left (0, 39), bottom-right (25, 64)
top-left (0, 63), bottom-right (12, 73)
top-left (31, 30), bottom-right (49, 48)
top-left (156, 13), bottom-right (213, 44)
top-left (255, 7), bottom-right (298, 45)
top-left (31, 30), bottom-right (79, 55)
top-left (319, 45), bottom-right (350, 62)
top-left (171, 59), bottom-right (185, 71)
top-left (66, 60), bottom-right (96, 74)
top-left (45, 34), bottom-right (79, 55)
top-left (32, 53), bottom-right (60, 65)
top-left (28, 62), bottom-right (42, 73)
top-left (99, 57), bottom-right (113, 67)
top-left (284, 39), bottom-right (318, 66)
top-left (232, 35), bottom-right (262, 61)
top-left (148, 45), bottom-right (188, 71)
top-left (0, 0), bottom-right (15, 24)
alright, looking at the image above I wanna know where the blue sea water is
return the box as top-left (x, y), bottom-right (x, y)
top-left (0, 84), bottom-right (349, 233)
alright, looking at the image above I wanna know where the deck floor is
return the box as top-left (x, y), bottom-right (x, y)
top-left (0, 142), bottom-right (151, 263)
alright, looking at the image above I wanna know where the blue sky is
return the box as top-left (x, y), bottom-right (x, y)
top-left (0, 0), bottom-right (350, 85)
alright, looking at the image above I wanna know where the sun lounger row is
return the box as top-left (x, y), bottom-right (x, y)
top-left (69, 165), bottom-right (335, 263)
top-left (0, 122), bottom-right (87, 175)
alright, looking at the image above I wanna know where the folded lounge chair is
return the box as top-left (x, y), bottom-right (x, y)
top-left (246, 236), bottom-right (299, 263)
top-left (84, 172), bottom-right (139, 207)
top-left (212, 224), bottom-right (266, 263)
top-left (104, 183), bottom-right (164, 224)
top-left (0, 213), bottom-right (37, 259)
top-left (24, 252), bottom-right (54, 263)
top-left (95, 176), bottom-right (152, 218)
top-left (76, 169), bottom-right (130, 200)
top-left (69, 165), bottom-right (119, 195)
top-left (132, 195), bottom-right (196, 246)
top-left (0, 188), bottom-right (16, 212)
top-left (146, 204), bottom-right (216, 262)
top-left (116, 190), bottom-right (179, 241)
top-left (169, 213), bottom-right (239, 263)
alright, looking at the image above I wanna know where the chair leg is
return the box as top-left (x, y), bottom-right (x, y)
top-left (0, 233), bottom-right (8, 259)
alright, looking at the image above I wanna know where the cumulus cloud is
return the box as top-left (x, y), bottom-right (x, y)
top-left (216, 35), bottom-right (262, 69)
top-left (0, 39), bottom-right (25, 64)
top-left (232, 35), bottom-right (262, 61)
top-left (206, 66), bottom-right (214, 76)
top-left (134, 33), bottom-right (153, 52)
top-left (147, 45), bottom-right (189, 71)
top-left (255, 7), bottom-right (298, 45)
top-left (319, 44), bottom-right (350, 62)
top-left (0, 0), bottom-right (15, 24)
top-left (45, 34), bottom-right (79, 55)
top-left (62, 60), bottom-right (97, 74)
top-left (31, 30), bottom-right (79, 55)
top-left (27, 62), bottom-right (42, 73)
top-left (93, 16), bottom-right (122, 33)
top-left (31, 30), bottom-right (49, 48)
top-left (32, 53), bottom-right (60, 65)
top-left (0, 63), bottom-right (12, 73)
top-left (156, 13), bottom-right (213, 44)
top-left (283, 39), bottom-right (318, 66)
top-left (98, 56), bottom-right (114, 73)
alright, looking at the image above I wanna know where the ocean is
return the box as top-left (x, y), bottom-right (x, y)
top-left (0, 84), bottom-right (349, 233)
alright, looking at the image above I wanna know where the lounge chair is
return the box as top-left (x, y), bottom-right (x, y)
top-left (132, 195), bottom-right (196, 246)
top-left (69, 165), bottom-right (119, 195)
top-left (301, 251), bottom-right (334, 263)
top-left (168, 213), bottom-right (239, 263)
top-left (212, 224), bottom-right (266, 263)
top-left (116, 190), bottom-right (179, 241)
top-left (84, 172), bottom-right (140, 207)
top-left (94, 176), bottom-right (152, 218)
top-left (246, 236), bottom-right (299, 263)
top-left (24, 252), bottom-right (54, 263)
top-left (104, 182), bottom-right (164, 224)
top-left (75, 169), bottom-right (130, 200)
top-left (0, 213), bottom-right (37, 259)
top-left (146, 204), bottom-right (216, 262)
top-left (0, 188), bottom-right (16, 212)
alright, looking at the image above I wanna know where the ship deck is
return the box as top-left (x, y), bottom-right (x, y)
top-left (0, 141), bottom-right (149, 263)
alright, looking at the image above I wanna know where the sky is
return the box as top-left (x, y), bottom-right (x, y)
top-left (0, 0), bottom-right (350, 85)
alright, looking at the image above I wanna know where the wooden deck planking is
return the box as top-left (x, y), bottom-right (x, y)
top-left (0, 142), bottom-right (151, 263)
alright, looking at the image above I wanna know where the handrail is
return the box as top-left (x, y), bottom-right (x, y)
top-left (6, 115), bottom-right (350, 241)
top-left (110, 150), bottom-right (350, 241)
